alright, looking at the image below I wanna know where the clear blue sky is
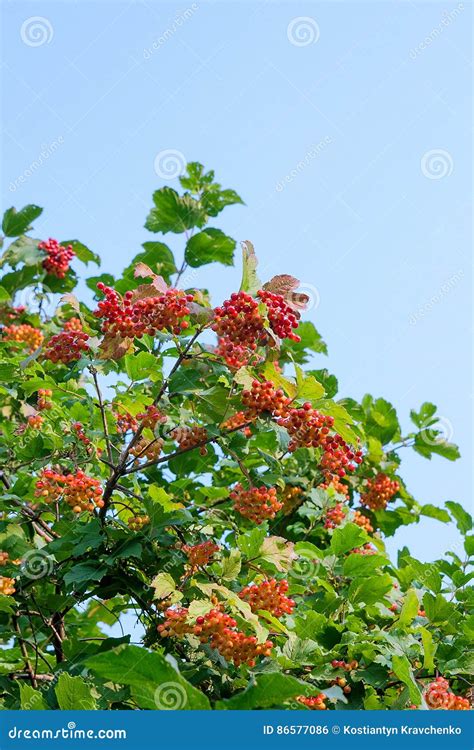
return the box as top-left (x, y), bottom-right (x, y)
top-left (2, 1), bottom-right (472, 564)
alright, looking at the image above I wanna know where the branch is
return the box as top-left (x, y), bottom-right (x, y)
top-left (12, 615), bottom-right (37, 689)
top-left (89, 365), bottom-right (113, 467)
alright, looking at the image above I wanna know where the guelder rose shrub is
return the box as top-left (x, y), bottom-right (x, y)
top-left (0, 163), bottom-right (472, 711)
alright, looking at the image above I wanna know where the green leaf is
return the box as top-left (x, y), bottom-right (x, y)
top-left (410, 402), bottom-right (437, 428)
top-left (330, 523), bottom-right (367, 555)
top-left (138, 242), bottom-right (177, 282)
top-left (19, 683), bottom-right (48, 710)
top-left (86, 644), bottom-right (209, 709)
top-left (343, 553), bottom-right (385, 577)
top-left (2, 235), bottom-right (42, 268)
top-left (216, 673), bottom-right (310, 709)
top-left (145, 188), bottom-right (205, 234)
top-left (420, 504), bottom-right (451, 524)
top-left (124, 351), bottom-right (158, 381)
top-left (414, 434), bottom-right (460, 461)
top-left (422, 592), bottom-right (455, 625)
top-left (281, 322), bottom-right (328, 363)
top-left (445, 501), bottom-right (472, 534)
top-left (220, 549), bottom-right (241, 581)
top-left (398, 588), bottom-right (419, 627)
top-left (465, 535), bottom-right (474, 557)
top-left (61, 240), bottom-right (99, 266)
top-left (150, 572), bottom-right (177, 601)
top-left (55, 673), bottom-right (97, 710)
top-left (2, 205), bottom-right (42, 237)
top-left (63, 562), bottom-right (107, 586)
top-left (148, 486), bottom-right (183, 512)
top-left (391, 654), bottom-right (422, 705)
top-left (294, 364), bottom-right (325, 401)
top-left (237, 526), bottom-right (267, 558)
top-left (0, 364), bottom-right (18, 381)
top-left (239, 241), bottom-right (261, 296)
top-left (185, 228), bottom-right (235, 268)
top-left (419, 627), bottom-right (436, 672)
top-left (348, 573), bottom-right (392, 606)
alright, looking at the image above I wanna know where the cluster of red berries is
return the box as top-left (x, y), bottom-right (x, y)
top-left (159, 605), bottom-right (273, 667)
top-left (320, 475), bottom-right (349, 498)
top-left (115, 411), bottom-right (139, 434)
top-left (171, 425), bottom-right (208, 455)
top-left (127, 515), bottom-right (150, 531)
top-left (44, 330), bottom-right (90, 364)
top-left (281, 486), bottom-right (304, 515)
top-left (63, 317), bottom-right (83, 332)
top-left (332, 659), bottom-right (358, 671)
top-left (213, 290), bottom-right (300, 358)
top-left (34, 468), bottom-right (103, 513)
top-left (216, 338), bottom-right (258, 369)
top-left (0, 304), bottom-right (26, 324)
top-left (238, 579), bottom-right (295, 618)
top-left (136, 405), bottom-right (166, 430)
top-left (424, 677), bottom-right (471, 710)
top-left (37, 389), bottom-right (53, 411)
top-left (256, 290), bottom-right (301, 342)
top-left (319, 435), bottom-right (363, 478)
top-left (39, 238), bottom-right (75, 278)
top-left (353, 509), bottom-right (373, 533)
top-left (72, 422), bottom-right (92, 451)
top-left (296, 694), bottom-right (327, 710)
top-left (324, 503), bottom-right (346, 529)
top-left (94, 283), bottom-right (194, 338)
top-left (360, 473), bottom-right (399, 511)
top-left (183, 541), bottom-right (219, 568)
top-left (241, 380), bottom-right (290, 418)
top-left (27, 415), bottom-right (44, 429)
top-left (2, 324), bottom-right (43, 352)
top-left (230, 484), bottom-right (283, 524)
top-left (0, 577), bottom-right (15, 595)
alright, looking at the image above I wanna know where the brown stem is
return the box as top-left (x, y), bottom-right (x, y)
top-left (89, 365), bottom-right (113, 467)
top-left (13, 615), bottom-right (37, 688)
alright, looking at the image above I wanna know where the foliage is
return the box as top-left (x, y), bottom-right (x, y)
top-left (0, 162), bottom-right (472, 712)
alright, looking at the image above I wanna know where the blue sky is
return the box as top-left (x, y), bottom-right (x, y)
top-left (2, 0), bottom-right (472, 565)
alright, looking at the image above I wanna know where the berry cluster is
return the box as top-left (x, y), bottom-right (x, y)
top-left (242, 380), bottom-right (290, 418)
top-left (129, 436), bottom-right (164, 464)
top-left (183, 541), bottom-right (219, 568)
top-left (171, 425), bottom-right (208, 455)
top-left (63, 317), bottom-right (83, 332)
top-left (0, 304), bottom-right (26, 324)
top-left (0, 551), bottom-right (9, 566)
top-left (353, 509), bottom-right (373, 533)
top-left (360, 473), bottom-right (399, 511)
top-left (332, 659), bottom-right (358, 671)
top-left (44, 331), bottom-right (90, 364)
top-left (136, 405), bottom-right (166, 430)
top-left (238, 579), bottom-right (295, 618)
top-left (115, 411), bottom-right (139, 434)
top-left (221, 411), bottom-right (252, 438)
top-left (2, 324), bottom-right (43, 352)
top-left (127, 515), bottom-right (150, 531)
top-left (37, 389), bottom-right (53, 411)
top-left (39, 238), bottom-right (75, 278)
top-left (296, 694), bottom-right (327, 710)
top-left (230, 484), bottom-right (282, 524)
top-left (0, 577), bottom-right (15, 595)
top-left (73, 422), bottom-right (92, 451)
top-left (319, 435), bottom-right (363, 479)
top-left (256, 290), bottom-right (301, 342)
top-left (320, 475), bottom-right (349, 498)
top-left (158, 605), bottom-right (274, 667)
top-left (34, 468), bottom-right (103, 513)
top-left (424, 677), bottom-right (471, 710)
top-left (324, 503), bottom-right (346, 529)
top-left (27, 414), bottom-right (44, 429)
top-left (281, 485), bottom-right (304, 515)
top-left (94, 283), bottom-right (194, 338)
top-left (216, 338), bottom-right (258, 369)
